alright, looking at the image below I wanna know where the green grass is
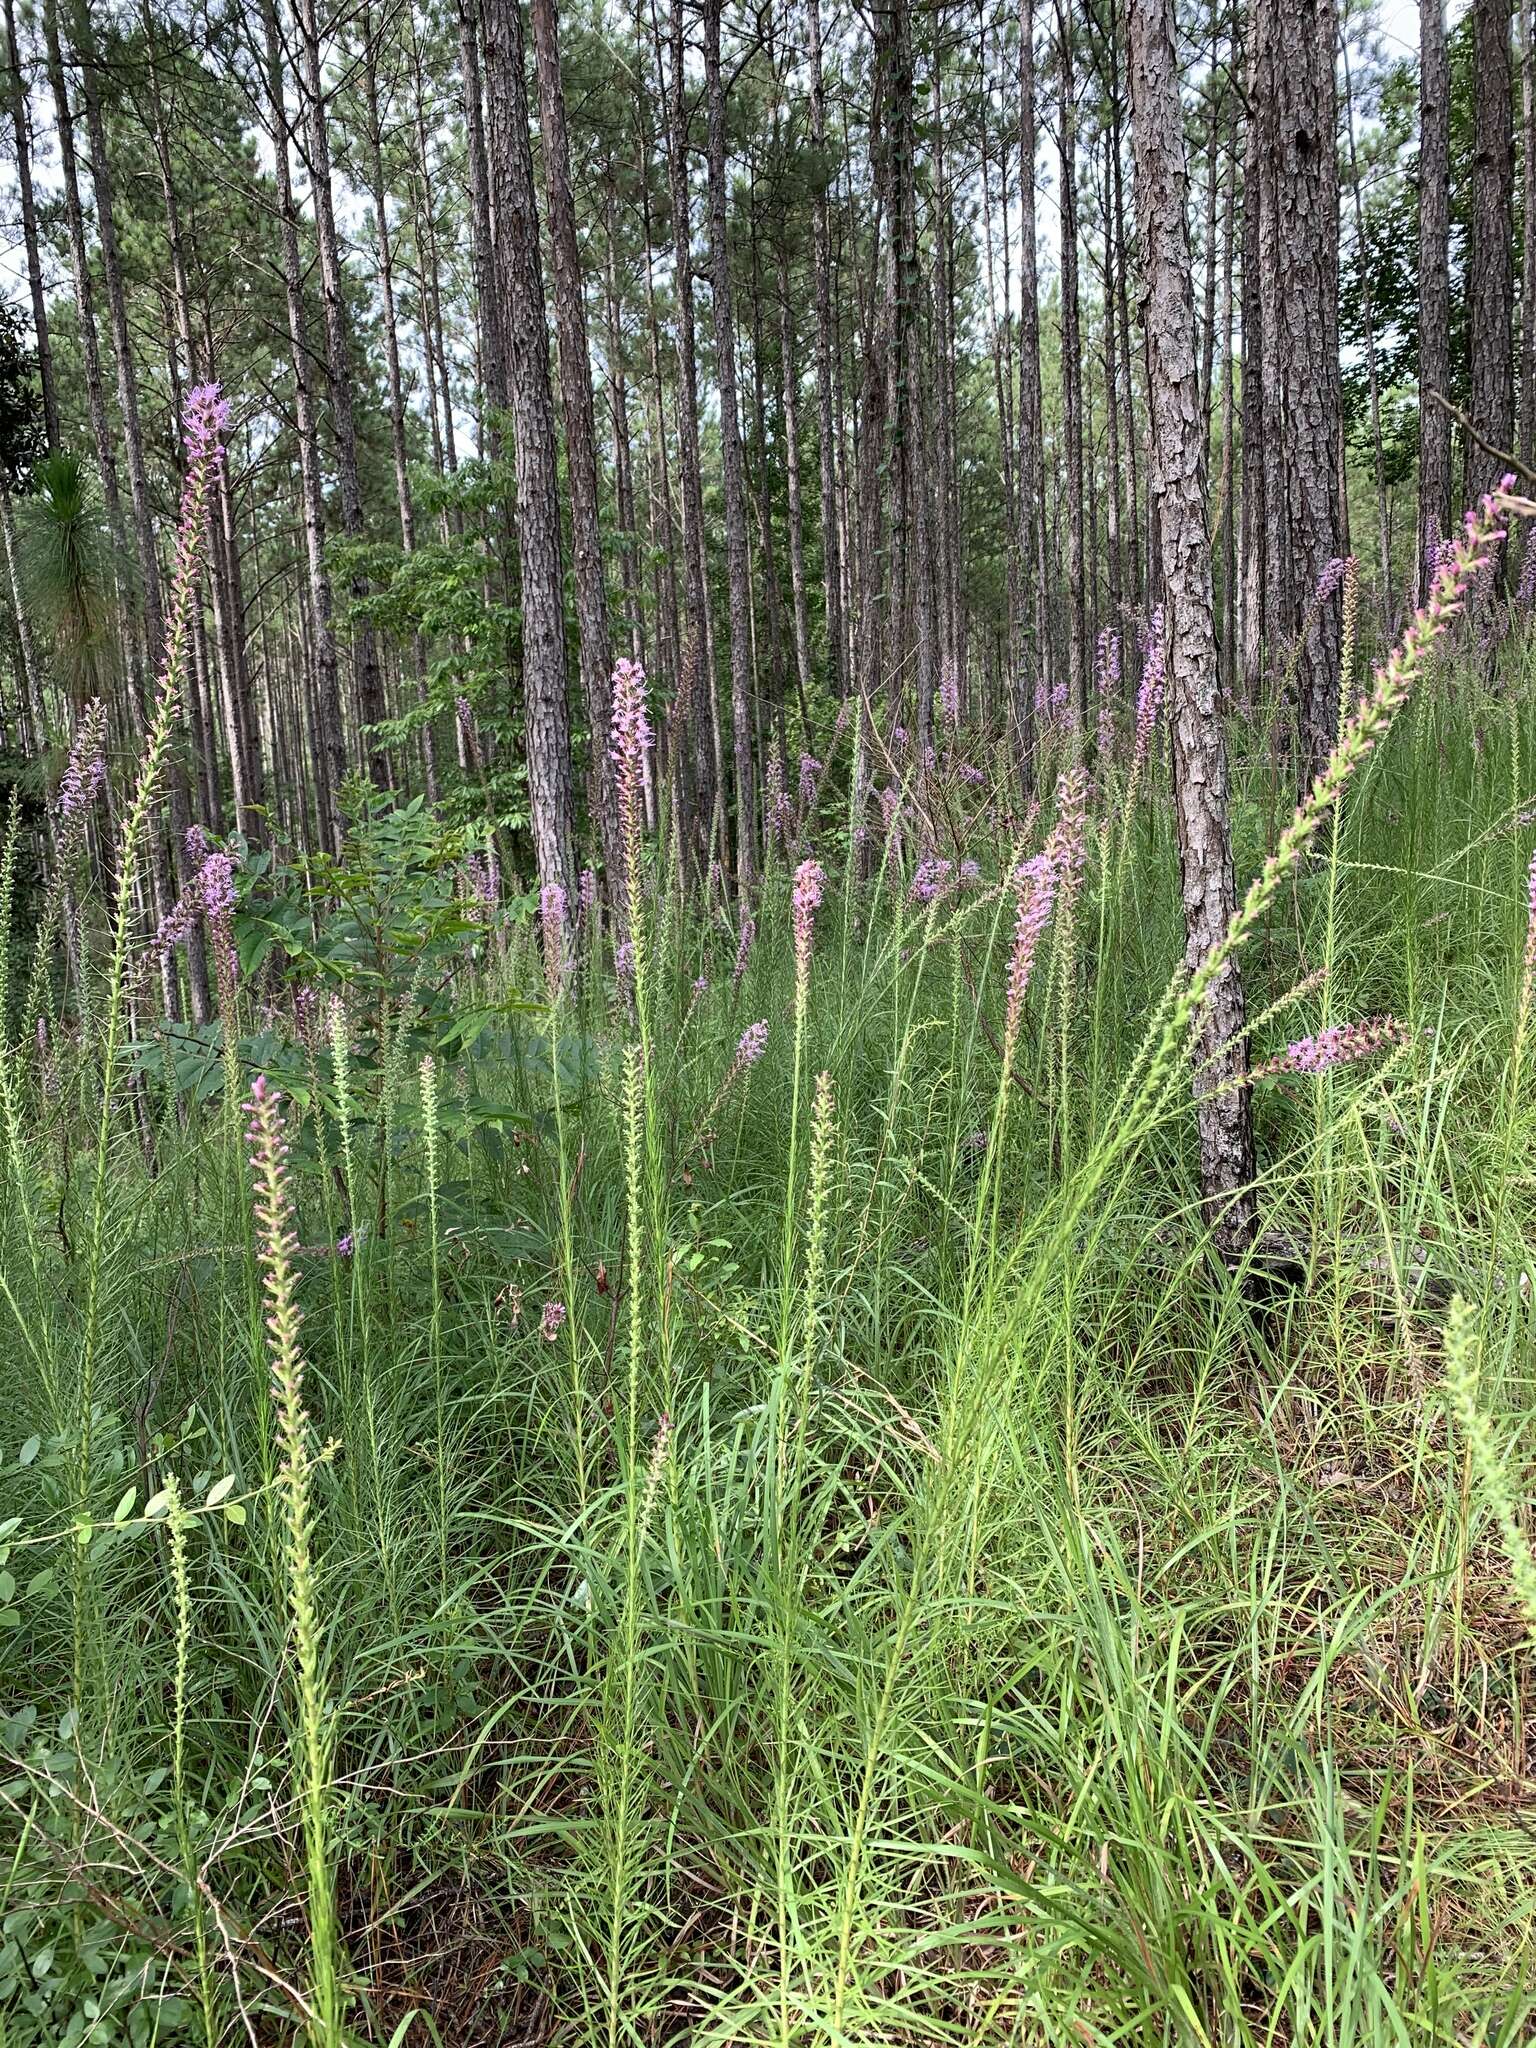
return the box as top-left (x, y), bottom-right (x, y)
top-left (1, 617), bottom-right (1535, 2045)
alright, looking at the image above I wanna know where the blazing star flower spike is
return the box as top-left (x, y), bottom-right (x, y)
top-left (793, 858), bottom-right (825, 978)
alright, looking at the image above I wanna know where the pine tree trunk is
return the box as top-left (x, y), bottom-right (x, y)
top-left (483, 0), bottom-right (577, 908)
top-left (457, 0), bottom-right (506, 419)
top-left (260, 0), bottom-right (345, 848)
top-left (292, 0), bottom-right (388, 777)
top-left (1016, 0), bottom-right (1043, 777)
top-left (1128, 0), bottom-right (1257, 1262)
top-left (659, 0), bottom-right (720, 875)
top-left (4, 0), bottom-right (59, 449)
top-left (1470, 0), bottom-right (1515, 501)
top-left (1057, 0), bottom-right (1088, 724)
top-left (529, 0), bottom-right (620, 889)
top-left (1255, 0), bottom-right (1342, 793)
top-left (703, 0), bottom-right (758, 885)
top-left (807, 0), bottom-right (846, 696)
top-left (1418, 0), bottom-right (1453, 589)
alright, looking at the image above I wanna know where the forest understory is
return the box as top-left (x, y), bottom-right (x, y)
top-left (3, 0), bottom-right (1536, 2039)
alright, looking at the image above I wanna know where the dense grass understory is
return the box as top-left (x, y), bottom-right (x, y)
top-left (3, 611), bottom-right (1536, 2045)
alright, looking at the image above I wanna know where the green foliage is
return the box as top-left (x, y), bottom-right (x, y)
top-left (7, 585), bottom-right (1536, 2043)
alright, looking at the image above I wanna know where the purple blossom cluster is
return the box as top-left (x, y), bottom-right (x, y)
top-left (541, 1299), bottom-right (567, 1343)
top-left (1005, 853), bottom-right (1058, 1043)
top-left (765, 754), bottom-right (790, 850)
top-left (736, 1019), bottom-right (769, 1068)
top-left (541, 881), bottom-right (568, 998)
top-left (908, 856), bottom-right (955, 906)
top-left (793, 858), bottom-right (825, 984)
top-left (465, 849), bottom-right (500, 915)
top-left (732, 914), bottom-right (756, 990)
top-left (609, 658), bottom-right (652, 828)
top-left (1315, 556), bottom-right (1351, 605)
top-left (57, 698), bottom-right (107, 822)
top-left (798, 753), bottom-right (822, 813)
top-left (183, 383), bottom-right (232, 463)
top-left (1254, 1016), bottom-right (1408, 1080)
top-left (1133, 608), bottom-right (1167, 770)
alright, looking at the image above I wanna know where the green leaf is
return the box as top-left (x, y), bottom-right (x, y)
top-left (144, 1490), bottom-right (171, 1521)
top-left (223, 1501), bottom-right (247, 1527)
top-left (204, 1475), bottom-right (235, 1509)
top-left (17, 1438), bottom-right (39, 1468)
top-left (113, 1487), bottom-right (135, 1524)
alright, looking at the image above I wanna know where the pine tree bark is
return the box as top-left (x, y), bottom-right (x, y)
top-left (483, 0), bottom-right (577, 907)
top-left (1470, 0), bottom-right (1515, 501)
top-left (4, 0), bottom-right (58, 449)
top-left (656, 0), bottom-right (720, 874)
top-left (807, 0), bottom-right (845, 695)
top-left (457, 0), bottom-right (507, 420)
top-left (291, 0), bottom-right (388, 776)
top-left (1418, 0), bottom-right (1452, 588)
top-left (1520, 0), bottom-right (1536, 468)
top-left (529, 0), bottom-right (621, 890)
top-left (1056, 0), bottom-right (1087, 723)
top-left (1016, 0), bottom-right (1044, 774)
top-left (702, 0), bottom-right (757, 884)
top-left (1128, 0), bottom-right (1257, 1262)
top-left (1255, 0), bottom-right (1342, 794)
top-left (260, 0), bottom-right (345, 847)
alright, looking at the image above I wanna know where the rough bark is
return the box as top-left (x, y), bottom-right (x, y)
top-left (483, 0), bottom-right (577, 907)
top-left (4, 0), bottom-right (58, 449)
top-left (260, 0), bottom-right (345, 847)
top-left (291, 0), bottom-right (388, 773)
top-left (529, 0), bottom-right (620, 889)
top-left (1128, 0), bottom-right (1257, 1261)
top-left (1470, 0), bottom-right (1515, 501)
top-left (1417, 0), bottom-right (1452, 590)
top-left (1255, 0), bottom-right (1342, 793)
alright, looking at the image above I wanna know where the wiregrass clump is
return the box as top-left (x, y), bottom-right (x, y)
top-left (0, 484), bottom-right (1534, 2044)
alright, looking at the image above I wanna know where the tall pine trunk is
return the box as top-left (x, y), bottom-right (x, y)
top-left (1128, 0), bottom-right (1257, 1262)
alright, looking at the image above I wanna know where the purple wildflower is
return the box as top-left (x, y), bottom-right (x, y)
top-left (541, 881), bottom-right (568, 999)
top-left (766, 754), bottom-right (794, 849)
top-left (732, 914), bottom-right (756, 990)
top-left (737, 1019), bottom-right (769, 1067)
top-left (579, 866), bottom-right (597, 916)
top-left (1005, 853), bottom-right (1058, 1045)
top-left (182, 383), bottom-right (232, 461)
top-left (798, 753), bottom-right (822, 812)
top-left (1315, 556), bottom-right (1351, 604)
top-left (1253, 1016), bottom-right (1408, 1079)
top-left (1133, 608), bottom-right (1167, 772)
top-left (609, 659), bottom-right (652, 829)
top-left (908, 856), bottom-right (954, 906)
top-left (793, 858), bottom-right (825, 986)
top-left (540, 1299), bottom-right (567, 1343)
top-left (56, 698), bottom-right (107, 823)
top-left (615, 937), bottom-right (635, 993)
top-left (466, 849), bottom-right (499, 914)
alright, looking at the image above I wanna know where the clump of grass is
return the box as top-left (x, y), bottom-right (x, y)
top-left (3, 515), bottom-right (1536, 2045)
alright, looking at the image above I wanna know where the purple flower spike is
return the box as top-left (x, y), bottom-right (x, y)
top-left (793, 858), bottom-right (825, 984)
top-left (57, 698), bottom-right (107, 822)
top-left (541, 1299), bottom-right (567, 1343)
top-left (737, 1019), bottom-right (769, 1067)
